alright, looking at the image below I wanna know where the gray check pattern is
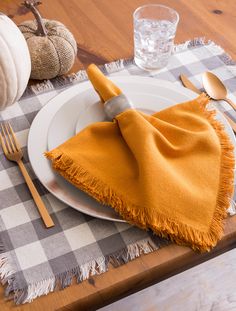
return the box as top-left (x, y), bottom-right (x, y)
top-left (0, 39), bottom-right (235, 304)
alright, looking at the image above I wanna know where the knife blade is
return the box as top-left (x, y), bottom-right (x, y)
top-left (179, 74), bottom-right (236, 133)
top-left (180, 74), bottom-right (202, 95)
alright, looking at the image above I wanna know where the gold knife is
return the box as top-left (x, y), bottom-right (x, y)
top-left (179, 74), bottom-right (236, 133)
top-left (180, 74), bottom-right (202, 95)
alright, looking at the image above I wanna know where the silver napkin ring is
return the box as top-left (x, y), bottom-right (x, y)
top-left (104, 94), bottom-right (134, 120)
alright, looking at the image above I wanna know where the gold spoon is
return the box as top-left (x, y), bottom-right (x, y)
top-left (202, 71), bottom-right (236, 111)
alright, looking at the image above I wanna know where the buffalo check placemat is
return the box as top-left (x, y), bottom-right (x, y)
top-left (0, 39), bottom-right (236, 304)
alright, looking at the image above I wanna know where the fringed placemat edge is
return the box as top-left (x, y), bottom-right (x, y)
top-left (23, 37), bottom-right (235, 98)
top-left (0, 236), bottom-right (165, 304)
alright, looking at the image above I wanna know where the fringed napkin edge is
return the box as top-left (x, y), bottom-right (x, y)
top-left (45, 94), bottom-right (235, 252)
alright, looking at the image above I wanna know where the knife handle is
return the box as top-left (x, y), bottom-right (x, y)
top-left (221, 113), bottom-right (236, 133)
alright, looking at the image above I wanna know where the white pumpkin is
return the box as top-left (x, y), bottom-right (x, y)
top-left (0, 13), bottom-right (31, 110)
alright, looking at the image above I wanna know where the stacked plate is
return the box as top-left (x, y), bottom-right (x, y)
top-left (28, 76), bottom-right (236, 222)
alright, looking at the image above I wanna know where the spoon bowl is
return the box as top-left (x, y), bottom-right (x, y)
top-left (202, 71), bottom-right (236, 110)
top-left (202, 72), bottom-right (226, 99)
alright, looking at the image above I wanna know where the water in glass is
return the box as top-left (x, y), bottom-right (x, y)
top-left (134, 18), bottom-right (176, 70)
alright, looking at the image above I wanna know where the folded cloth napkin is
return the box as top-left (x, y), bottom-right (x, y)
top-left (46, 64), bottom-right (235, 252)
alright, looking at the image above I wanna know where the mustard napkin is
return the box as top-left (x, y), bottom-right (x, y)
top-left (46, 64), bottom-right (235, 252)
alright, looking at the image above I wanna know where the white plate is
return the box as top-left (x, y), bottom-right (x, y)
top-left (29, 76), bottom-right (236, 222)
top-left (48, 79), bottom-right (195, 149)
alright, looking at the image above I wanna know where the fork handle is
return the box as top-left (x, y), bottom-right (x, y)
top-left (18, 160), bottom-right (55, 228)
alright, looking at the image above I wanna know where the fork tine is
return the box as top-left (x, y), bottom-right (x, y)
top-left (8, 122), bottom-right (20, 151)
top-left (4, 123), bottom-right (16, 152)
top-left (0, 132), bottom-right (8, 155)
top-left (1, 124), bottom-right (12, 153)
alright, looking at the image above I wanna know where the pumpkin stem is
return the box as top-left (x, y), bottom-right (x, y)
top-left (22, 0), bottom-right (47, 36)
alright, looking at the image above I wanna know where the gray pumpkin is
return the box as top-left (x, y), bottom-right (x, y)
top-left (19, 1), bottom-right (77, 80)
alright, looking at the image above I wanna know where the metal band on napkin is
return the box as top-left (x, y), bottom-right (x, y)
top-left (104, 94), bottom-right (134, 119)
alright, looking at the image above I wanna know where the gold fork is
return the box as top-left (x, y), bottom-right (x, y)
top-left (0, 122), bottom-right (54, 228)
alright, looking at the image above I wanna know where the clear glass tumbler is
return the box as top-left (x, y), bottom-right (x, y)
top-left (133, 4), bottom-right (179, 70)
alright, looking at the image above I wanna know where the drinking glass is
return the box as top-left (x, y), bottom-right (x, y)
top-left (133, 4), bottom-right (179, 70)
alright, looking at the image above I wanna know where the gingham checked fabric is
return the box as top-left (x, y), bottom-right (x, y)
top-left (0, 39), bottom-right (235, 304)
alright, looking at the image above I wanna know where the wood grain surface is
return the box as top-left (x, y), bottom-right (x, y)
top-left (1, 0), bottom-right (236, 71)
top-left (0, 0), bottom-right (236, 310)
top-left (99, 248), bottom-right (236, 311)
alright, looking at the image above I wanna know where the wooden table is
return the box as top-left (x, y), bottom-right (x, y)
top-left (0, 1), bottom-right (236, 310)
